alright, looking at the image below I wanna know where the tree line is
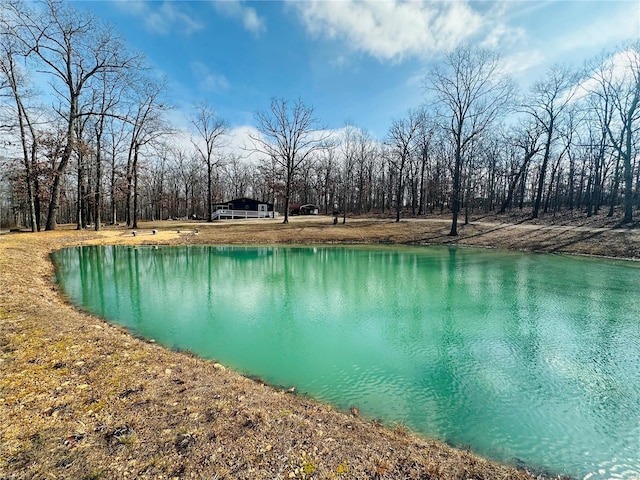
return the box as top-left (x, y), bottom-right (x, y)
top-left (1, 0), bottom-right (638, 235)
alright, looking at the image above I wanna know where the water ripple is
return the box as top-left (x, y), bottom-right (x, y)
top-left (53, 245), bottom-right (640, 480)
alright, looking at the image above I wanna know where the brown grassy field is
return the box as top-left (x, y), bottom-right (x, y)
top-left (1, 214), bottom-right (638, 479)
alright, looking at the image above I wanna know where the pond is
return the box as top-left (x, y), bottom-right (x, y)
top-left (51, 245), bottom-right (640, 479)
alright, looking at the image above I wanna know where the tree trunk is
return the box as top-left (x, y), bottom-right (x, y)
top-left (76, 151), bottom-right (84, 230)
top-left (464, 154), bottom-right (474, 225)
top-left (395, 161), bottom-right (404, 223)
top-left (32, 142), bottom-right (41, 231)
top-left (533, 122), bottom-right (553, 219)
top-left (126, 136), bottom-right (136, 227)
top-left (4, 47), bottom-right (38, 231)
top-left (132, 143), bottom-right (139, 229)
top-left (518, 166), bottom-right (528, 210)
top-left (567, 152), bottom-right (575, 211)
top-left (342, 183), bottom-right (347, 224)
top-left (45, 167), bottom-right (63, 230)
top-left (418, 151), bottom-right (427, 215)
top-left (94, 125), bottom-right (103, 231)
top-left (500, 154), bottom-right (532, 213)
top-left (46, 92), bottom-right (78, 230)
top-left (608, 150), bottom-right (622, 217)
top-left (449, 145), bottom-right (462, 236)
top-left (623, 122), bottom-right (634, 223)
top-left (543, 155), bottom-right (562, 214)
top-left (283, 166), bottom-right (291, 224)
top-left (207, 158), bottom-right (213, 222)
top-left (17, 101), bottom-right (38, 232)
top-left (110, 151), bottom-right (117, 225)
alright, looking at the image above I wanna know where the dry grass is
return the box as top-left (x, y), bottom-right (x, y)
top-left (2, 214), bottom-right (637, 480)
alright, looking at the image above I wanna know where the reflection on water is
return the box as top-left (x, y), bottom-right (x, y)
top-left (52, 245), bottom-right (640, 479)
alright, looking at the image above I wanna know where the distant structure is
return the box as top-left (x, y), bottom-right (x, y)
top-left (289, 203), bottom-right (319, 216)
top-left (211, 197), bottom-right (275, 220)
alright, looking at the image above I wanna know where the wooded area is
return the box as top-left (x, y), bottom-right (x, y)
top-left (1, 0), bottom-right (639, 234)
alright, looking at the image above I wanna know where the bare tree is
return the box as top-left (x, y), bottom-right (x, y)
top-left (105, 115), bottom-right (128, 224)
top-left (426, 45), bottom-right (515, 235)
top-left (223, 155), bottom-right (253, 200)
top-left (74, 110), bottom-right (91, 229)
top-left (124, 75), bottom-right (169, 229)
top-left (353, 128), bottom-right (377, 215)
top-left (387, 109), bottom-right (424, 222)
top-left (587, 42), bottom-right (640, 223)
top-left (250, 97), bottom-right (328, 223)
top-left (87, 64), bottom-right (128, 230)
top-left (415, 116), bottom-right (437, 215)
top-left (0, 33), bottom-right (40, 231)
top-left (315, 143), bottom-right (339, 215)
top-left (339, 124), bottom-right (359, 223)
top-left (4, 0), bottom-right (135, 230)
top-left (255, 153), bottom-right (283, 211)
top-left (500, 120), bottom-right (544, 213)
top-left (191, 101), bottom-right (227, 221)
top-left (520, 65), bottom-right (579, 219)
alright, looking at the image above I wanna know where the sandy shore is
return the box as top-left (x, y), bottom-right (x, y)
top-left (2, 215), bottom-right (637, 479)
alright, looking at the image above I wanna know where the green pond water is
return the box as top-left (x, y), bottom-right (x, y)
top-left (52, 245), bottom-right (640, 479)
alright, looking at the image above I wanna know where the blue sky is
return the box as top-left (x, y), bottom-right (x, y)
top-left (73, 0), bottom-right (640, 141)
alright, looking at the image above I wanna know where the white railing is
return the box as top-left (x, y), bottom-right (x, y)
top-left (212, 209), bottom-right (276, 220)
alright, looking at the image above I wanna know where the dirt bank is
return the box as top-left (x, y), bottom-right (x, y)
top-left (2, 215), bottom-right (637, 479)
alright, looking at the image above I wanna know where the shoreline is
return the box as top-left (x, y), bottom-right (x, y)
top-left (3, 216), bottom-right (637, 479)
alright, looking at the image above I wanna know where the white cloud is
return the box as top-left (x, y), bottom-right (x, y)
top-left (211, 0), bottom-right (266, 35)
top-left (291, 0), bottom-right (517, 62)
top-left (574, 47), bottom-right (640, 103)
top-left (225, 125), bottom-right (266, 159)
top-left (165, 114), bottom-right (265, 163)
top-left (481, 22), bottom-right (524, 50)
top-left (502, 50), bottom-right (546, 77)
top-left (113, 1), bottom-right (203, 35)
top-left (555, 5), bottom-right (640, 54)
top-left (501, 2), bottom-right (638, 89)
top-left (190, 61), bottom-right (230, 92)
